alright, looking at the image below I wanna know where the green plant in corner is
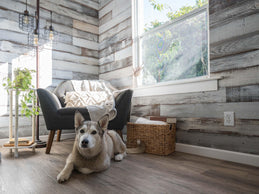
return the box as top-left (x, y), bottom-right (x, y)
top-left (2, 68), bottom-right (40, 117)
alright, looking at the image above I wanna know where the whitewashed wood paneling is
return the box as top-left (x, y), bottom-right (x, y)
top-left (160, 102), bottom-right (259, 120)
top-left (99, 7), bottom-right (131, 34)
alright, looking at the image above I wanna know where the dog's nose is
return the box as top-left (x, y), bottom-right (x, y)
top-left (81, 138), bottom-right (89, 148)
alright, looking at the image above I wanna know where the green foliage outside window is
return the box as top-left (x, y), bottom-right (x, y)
top-left (141, 0), bottom-right (208, 85)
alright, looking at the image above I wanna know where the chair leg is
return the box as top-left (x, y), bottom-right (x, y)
top-left (46, 130), bottom-right (55, 154)
top-left (56, 129), bottom-right (62, 142)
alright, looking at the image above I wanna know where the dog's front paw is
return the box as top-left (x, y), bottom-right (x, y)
top-left (115, 153), bottom-right (124, 161)
top-left (57, 172), bottom-right (70, 183)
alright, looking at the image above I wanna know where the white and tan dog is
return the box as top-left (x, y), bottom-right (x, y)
top-left (57, 111), bottom-right (127, 183)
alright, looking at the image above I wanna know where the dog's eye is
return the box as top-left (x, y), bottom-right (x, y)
top-left (91, 131), bottom-right (97, 135)
top-left (80, 129), bottom-right (84, 134)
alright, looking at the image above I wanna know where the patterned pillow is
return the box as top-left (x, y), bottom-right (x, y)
top-left (65, 91), bottom-right (109, 107)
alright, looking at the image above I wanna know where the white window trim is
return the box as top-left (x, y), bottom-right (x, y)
top-left (133, 76), bottom-right (222, 97)
top-left (132, 0), bottom-right (218, 97)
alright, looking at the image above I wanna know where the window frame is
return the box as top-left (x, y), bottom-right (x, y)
top-left (132, 0), bottom-right (219, 97)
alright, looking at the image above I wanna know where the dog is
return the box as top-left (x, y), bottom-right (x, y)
top-left (57, 111), bottom-right (127, 183)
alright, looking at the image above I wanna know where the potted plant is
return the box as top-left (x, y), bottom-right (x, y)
top-left (2, 68), bottom-right (40, 117)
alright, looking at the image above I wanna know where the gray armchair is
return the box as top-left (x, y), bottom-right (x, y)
top-left (37, 80), bottom-right (133, 154)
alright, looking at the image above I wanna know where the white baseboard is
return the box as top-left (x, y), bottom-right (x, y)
top-left (176, 143), bottom-right (259, 167)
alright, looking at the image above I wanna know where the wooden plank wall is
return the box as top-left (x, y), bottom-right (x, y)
top-left (131, 0), bottom-right (259, 154)
top-left (0, 0), bottom-right (99, 138)
top-left (98, 0), bottom-right (133, 89)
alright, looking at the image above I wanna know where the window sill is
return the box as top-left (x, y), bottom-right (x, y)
top-left (133, 76), bottom-right (222, 97)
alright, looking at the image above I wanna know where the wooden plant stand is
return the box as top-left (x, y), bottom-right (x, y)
top-left (3, 89), bottom-right (37, 158)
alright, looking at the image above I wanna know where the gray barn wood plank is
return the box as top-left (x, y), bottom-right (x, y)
top-left (131, 105), bottom-right (160, 117)
top-left (176, 117), bottom-right (259, 137)
top-left (160, 102), bottom-right (259, 119)
top-left (70, 0), bottom-right (99, 10)
top-left (210, 0), bottom-right (259, 28)
top-left (210, 32), bottom-right (259, 60)
top-left (52, 60), bottom-right (98, 75)
top-left (99, 39), bottom-right (132, 59)
top-left (72, 29), bottom-right (98, 42)
top-left (226, 84), bottom-right (259, 102)
top-left (176, 130), bottom-right (259, 154)
top-left (210, 13), bottom-right (259, 44)
top-left (99, 18), bottom-right (131, 42)
top-left (99, 56), bottom-right (132, 74)
top-left (215, 66), bottom-right (259, 88)
top-left (73, 20), bottom-right (99, 35)
top-left (72, 72), bottom-right (98, 80)
top-left (100, 11), bottom-right (112, 26)
top-left (44, 0), bottom-right (98, 18)
top-left (209, 0), bottom-right (247, 15)
top-left (81, 48), bottom-right (99, 59)
top-left (132, 88), bottom-right (226, 106)
top-left (210, 50), bottom-right (259, 73)
top-left (99, 66), bottom-right (132, 80)
top-left (52, 51), bottom-right (99, 66)
top-left (99, 7), bottom-right (131, 34)
top-left (99, 27), bottom-right (132, 50)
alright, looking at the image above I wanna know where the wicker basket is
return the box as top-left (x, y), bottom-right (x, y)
top-left (127, 122), bottom-right (176, 156)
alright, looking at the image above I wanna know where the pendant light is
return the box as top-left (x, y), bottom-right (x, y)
top-left (44, 11), bottom-right (58, 42)
top-left (19, 0), bottom-right (34, 32)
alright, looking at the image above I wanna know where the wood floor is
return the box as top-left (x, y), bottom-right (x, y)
top-left (0, 139), bottom-right (259, 194)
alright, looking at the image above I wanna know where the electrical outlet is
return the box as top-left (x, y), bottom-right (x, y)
top-left (224, 112), bottom-right (234, 126)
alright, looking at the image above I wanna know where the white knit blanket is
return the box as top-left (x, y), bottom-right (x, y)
top-left (70, 80), bottom-right (117, 121)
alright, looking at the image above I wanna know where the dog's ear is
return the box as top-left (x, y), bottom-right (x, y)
top-left (108, 108), bottom-right (117, 121)
top-left (74, 111), bottom-right (84, 128)
top-left (98, 114), bottom-right (109, 130)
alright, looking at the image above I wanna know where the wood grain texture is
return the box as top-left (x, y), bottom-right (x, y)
top-left (210, 32), bottom-right (259, 60)
top-left (73, 20), bottom-right (99, 35)
top-left (99, 18), bottom-right (131, 43)
top-left (177, 130), bottom-right (259, 154)
top-left (226, 84), bottom-right (259, 102)
top-left (99, 66), bottom-right (132, 80)
top-left (216, 65), bottom-right (259, 88)
top-left (132, 105), bottom-right (160, 117)
top-left (99, 11), bottom-right (112, 26)
top-left (176, 117), bottom-right (259, 137)
top-left (210, 13), bottom-right (259, 44)
top-left (99, 56), bottom-right (132, 74)
top-left (1, 139), bottom-right (259, 193)
top-left (160, 102), bottom-right (259, 119)
top-left (133, 88), bottom-right (226, 106)
top-left (99, 6), bottom-right (131, 34)
top-left (209, 0), bottom-right (259, 28)
top-left (210, 50), bottom-right (259, 73)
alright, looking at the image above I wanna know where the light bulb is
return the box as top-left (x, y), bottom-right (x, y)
top-left (49, 30), bottom-right (54, 41)
top-left (23, 15), bottom-right (29, 24)
top-left (33, 33), bottom-right (38, 46)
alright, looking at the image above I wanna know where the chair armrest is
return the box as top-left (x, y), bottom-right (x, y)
top-left (37, 88), bottom-right (62, 112)
top-left (108, 89), bottom-right (133, 130)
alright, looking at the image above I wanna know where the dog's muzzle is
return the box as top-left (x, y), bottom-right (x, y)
top-left (81, 138), bottom-right (89, 148)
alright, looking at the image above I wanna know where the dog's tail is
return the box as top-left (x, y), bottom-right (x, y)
top-left (126, 139), bottom-right (145, 154)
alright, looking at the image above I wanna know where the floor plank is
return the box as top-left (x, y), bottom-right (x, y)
top-left (0, 139), bottom-right (259, 194)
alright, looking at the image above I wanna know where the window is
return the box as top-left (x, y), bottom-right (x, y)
top-left (133, 0), bottom-right (209, 87)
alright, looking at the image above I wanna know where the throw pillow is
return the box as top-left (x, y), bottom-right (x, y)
top-left (65, 91), bottom-right (109, 107)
